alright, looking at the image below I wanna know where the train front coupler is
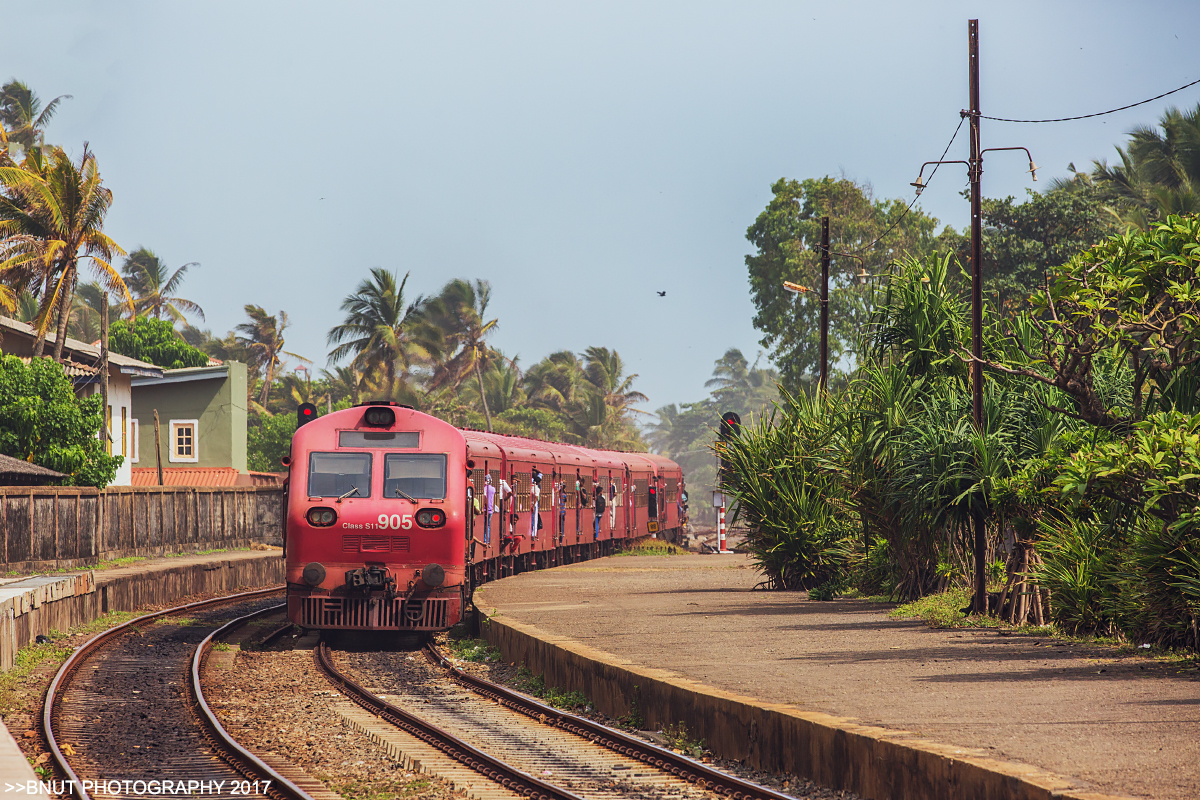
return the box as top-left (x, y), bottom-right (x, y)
top-left (344, 565), bottom-right (397, 596)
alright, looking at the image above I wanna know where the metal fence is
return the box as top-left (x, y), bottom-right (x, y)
top-left (0, 485), bottom-right (284, 573)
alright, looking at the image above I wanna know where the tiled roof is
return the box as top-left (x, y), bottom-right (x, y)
top-left (0, 454), bottom-right (66, 478)
top-left (12, 355), bottom-right (98, 378)
top-left (0, 315), bottom-right (162, 376)
top-left (131, 467), bottom-right (242, 487)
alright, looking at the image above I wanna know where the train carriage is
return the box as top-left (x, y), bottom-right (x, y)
top-left (285, 401), bottom-right (685, 632)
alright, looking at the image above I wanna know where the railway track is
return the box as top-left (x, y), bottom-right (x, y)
top-left (43, 587), bottom-right (314, 800)
top-left (316, 640), bottom-right (798, 800)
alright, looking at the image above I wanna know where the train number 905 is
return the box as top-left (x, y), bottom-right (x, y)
top-left (378, 513), bottom-right (413, 530)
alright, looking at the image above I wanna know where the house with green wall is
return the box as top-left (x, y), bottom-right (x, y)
top-left (130, 362), bottom-right (253, 485)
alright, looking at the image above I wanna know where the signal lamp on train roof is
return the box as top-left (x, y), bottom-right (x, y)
top-left (362, 406), bottom-right (396, 427)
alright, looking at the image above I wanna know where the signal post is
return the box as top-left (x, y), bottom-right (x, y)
top-left (715, 412), bottom-right (740, 554)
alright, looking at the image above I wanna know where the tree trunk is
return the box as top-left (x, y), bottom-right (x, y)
top-left (259, 358), bottom-right (275, 408)
top-left (51, 270), bottom-right (76, 363)
top-left (475, 356), bottom-right (492, 432)
top-left (32, 272), bottom-right (54, 357)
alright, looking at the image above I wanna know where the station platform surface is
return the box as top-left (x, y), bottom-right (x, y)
top-left (477, 553), bottom-right (1199, 800)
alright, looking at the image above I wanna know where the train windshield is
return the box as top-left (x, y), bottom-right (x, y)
top-left (384, 454), bottom-right (447, 500)
top-left (308, 452), bottom-right (372, 498)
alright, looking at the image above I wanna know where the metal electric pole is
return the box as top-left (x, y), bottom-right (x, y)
top-left (968, 18), bottom-right (987, 616)
top-left (819, 216), bottom-right (830, 392)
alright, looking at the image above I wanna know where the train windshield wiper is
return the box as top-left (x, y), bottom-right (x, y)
top-left (336, 486), bottom-right (361, 503)
top-left (394, 486), bottom-right (417, 502)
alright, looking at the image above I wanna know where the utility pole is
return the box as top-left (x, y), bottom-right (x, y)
top-left (968, 18), bottom-right (987, 616)
top-left (100, 299), bottom-right (110, 455)
top-left (819, 216), bottom-right (830, 392)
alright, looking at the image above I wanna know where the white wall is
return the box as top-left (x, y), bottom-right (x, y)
top-left (82, 374), bottom-right (133, 487)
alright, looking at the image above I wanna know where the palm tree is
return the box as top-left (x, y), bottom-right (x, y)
top-left (121, 247), bottom-right (205, 323)
top-left (327, 268), bottom-right (431, 400)
top-left (0, 81), bottom-right (71, 154)
top-left (322, 365), bottom-right (366, 407)
top-left (423, 279), bottom-right (500, 430)
top-left (1063, 103), bottom-right (1200, 229)
top-left (0, 144), bottom-right (129, 361)
top-left (525, 350), bottom-right (588, 414)
top-left (582, 346), bottom-right (648, 412)
top-left (237, 305), bottom-right (305, 409)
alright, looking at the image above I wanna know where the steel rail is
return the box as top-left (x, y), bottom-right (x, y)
top-left (425, 643), bottom-right (795, 800)
top-left (313, 642), bottom-right (587, 800)
top-left (192, 603), bottom-right (316, 800)
top-left (42, 586), bottom-right (286, 800)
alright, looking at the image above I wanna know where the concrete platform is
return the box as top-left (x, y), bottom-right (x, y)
top-left (478, 553), bottom-right (1198, 800)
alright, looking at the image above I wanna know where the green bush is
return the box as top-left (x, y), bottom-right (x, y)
top-left (1034, 518), bottom-right (1119, 635)
top-left (722, 390), bottom-right (855, 590)
top-left (109, 317), bottom-right (209, 369)
top-left (0, 355), bottom-right (122, 486)
top-left (247, 412), bottom-right (297, 472)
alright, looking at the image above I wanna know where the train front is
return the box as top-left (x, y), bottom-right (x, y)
top-left (285, 401), bottom-right (467, 631)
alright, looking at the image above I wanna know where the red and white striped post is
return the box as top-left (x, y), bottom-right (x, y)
top-left (717, 503), bottom-right (728, 552)
top-left (714, 490), bottom-right (731, 554)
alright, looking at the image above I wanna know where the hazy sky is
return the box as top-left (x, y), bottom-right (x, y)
top-left (6, 1), bottom-right (1199, 415)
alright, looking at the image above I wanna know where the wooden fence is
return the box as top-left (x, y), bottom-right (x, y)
top-left (0, 486), bottom-right (284, 573)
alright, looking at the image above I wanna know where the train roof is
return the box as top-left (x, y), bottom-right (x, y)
top-left (460, 429), bottom-right (678, 475)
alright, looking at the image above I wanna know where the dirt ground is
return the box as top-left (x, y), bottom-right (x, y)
top-left (477, 554), bottom-right (1200, 800)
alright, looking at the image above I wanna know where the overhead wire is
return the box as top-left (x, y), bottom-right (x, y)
top-left (980, 76), bottom-right (1200, 123)
top-left (842, 114), bottom-right (965, 257)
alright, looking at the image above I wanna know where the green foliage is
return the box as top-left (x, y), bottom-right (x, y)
top-left (980, 188), bottom-right (1117, 314)
top-left (246, 411), bottom-right (297, 473)
top-left (446, 638), bottom-right (501, 662)
top-left (493, 407), bottom-right (568, 442)
top-left (745, 176), bottom-right (963, 390)
top-left (1002, 215), bottom-right (1200, 429)
top-left (722, 389), bottom-right (855, 590)
top-left (1034, 518), bottom-right (1120, 634)
top-left (513, 666), bottom-right (590, 711)
top-left (0, 354), bottom-right (122, 486)
top-left (661, 722), bottom-right (706, 758)
top-left (109, 316), bottom-right (209, 369)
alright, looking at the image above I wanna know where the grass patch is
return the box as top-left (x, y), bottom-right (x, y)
top-left (514, 667), bottom-right (590, 712)
top-left (0, 636), bottom-right (72, 716)
top-left (212, 643), bottom-right (233, 652)
top-left (662, 721), bottom-right (706, 758)
top-left (616, 540), bottom-right (688, 557)
top-left (446, 638), bottom-right (500, 663)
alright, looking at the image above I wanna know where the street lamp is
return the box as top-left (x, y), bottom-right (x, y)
top-left (782, 246), bottom-right (872, 390)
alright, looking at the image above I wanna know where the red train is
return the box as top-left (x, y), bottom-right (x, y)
top-left (283, 401), bottom-right (687, 632)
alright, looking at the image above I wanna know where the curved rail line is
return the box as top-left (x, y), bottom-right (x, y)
top-left (313, 641), bottom-right (586, 800)
top-left (423, 644), bottom-right (794, 800)
top-left (43, 586), bottom-right (313, 800)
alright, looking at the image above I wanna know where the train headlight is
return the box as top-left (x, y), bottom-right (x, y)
top-left (421, 563), bottom-right (445, 588)
top-left (307, 507), bottom-right (337, 527)
top-left (363, 406), bottom-right (395, 427)
top-left (416, 508), bottom-right (446, 528)
top-left (302, 562), bottom-right (326, 586)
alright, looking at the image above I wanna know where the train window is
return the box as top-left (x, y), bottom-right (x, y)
top-left (338, 431), bottom-right (420, 448)
top-left (384, 454), bottom-right (447, 500)
top-left (308, 452), bottom-right (372, 498)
